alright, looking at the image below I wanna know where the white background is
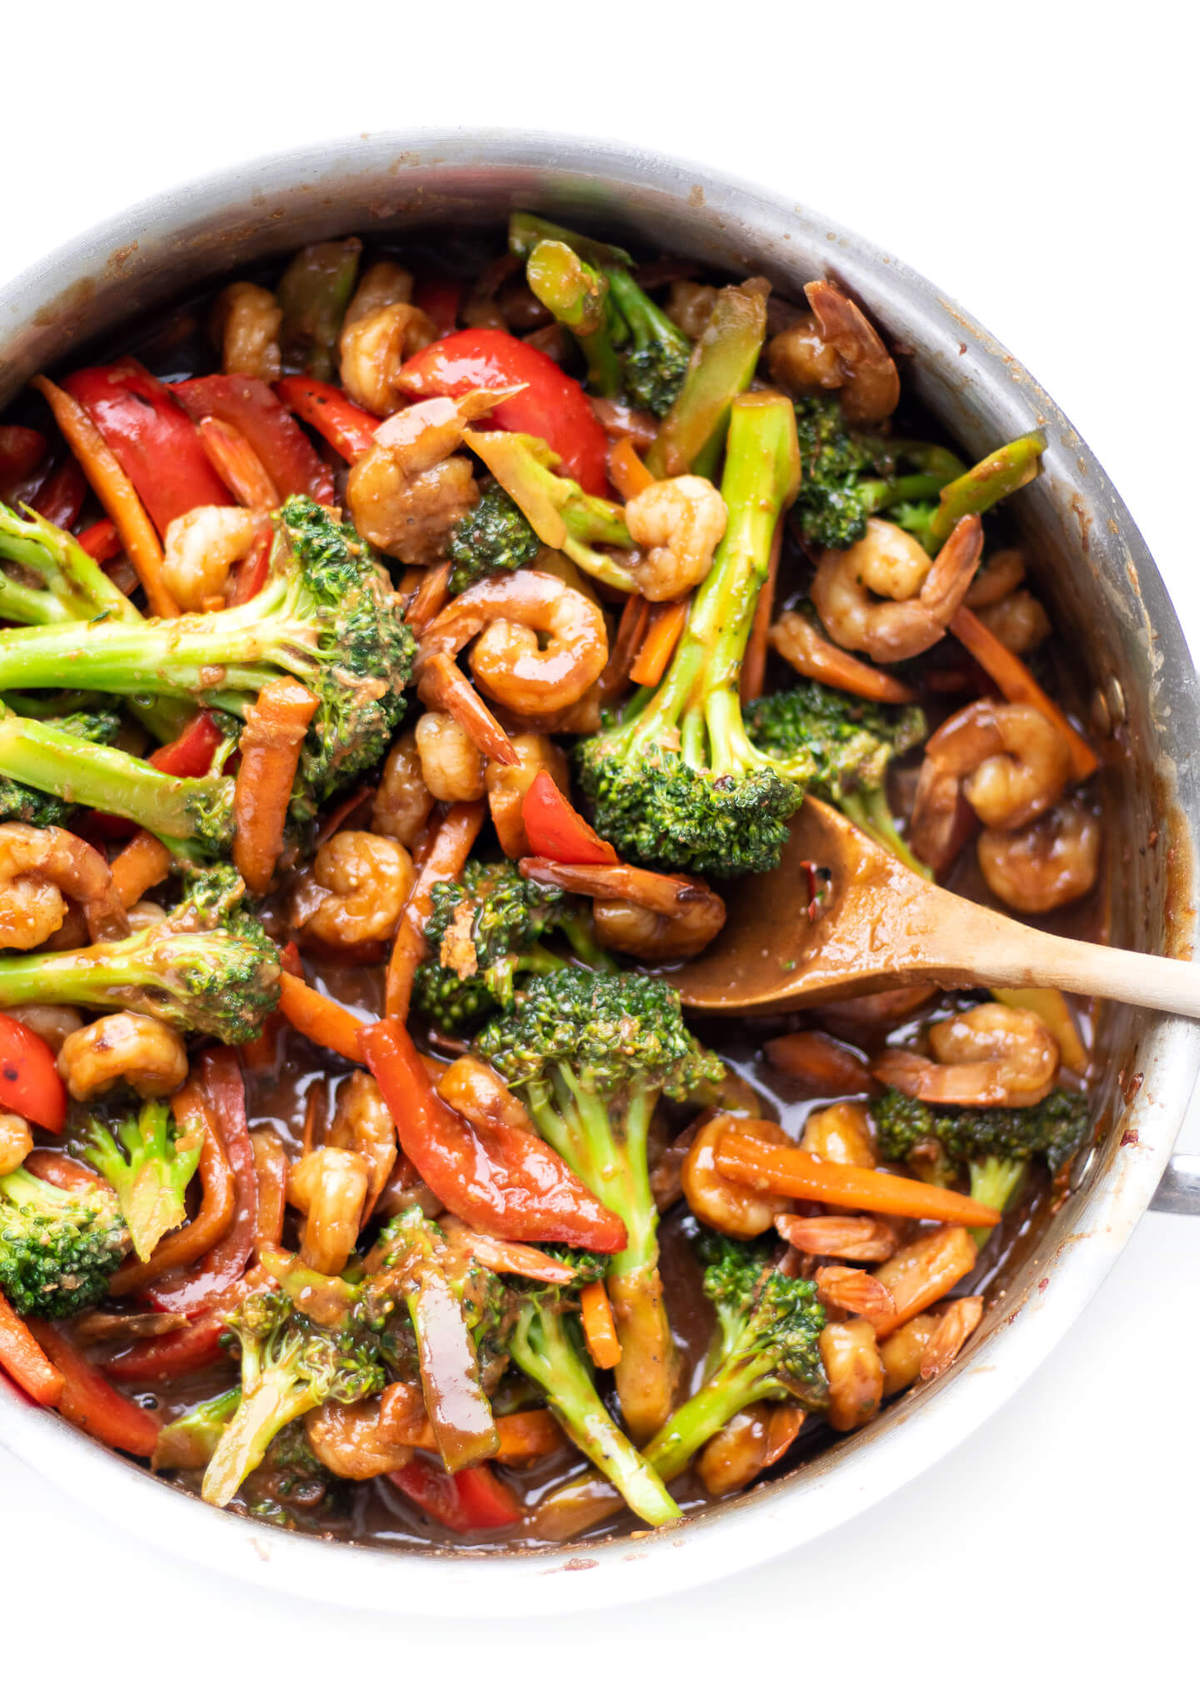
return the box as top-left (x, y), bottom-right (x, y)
top-left (2, 4), bottom-right (1197, 1700)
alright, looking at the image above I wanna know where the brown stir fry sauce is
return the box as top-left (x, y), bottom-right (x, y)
top-left (0, 217), bottom-right (1106, 1550)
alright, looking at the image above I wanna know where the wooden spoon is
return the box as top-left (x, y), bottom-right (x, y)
top-left (668, 797), bottom-right (1200, 1018)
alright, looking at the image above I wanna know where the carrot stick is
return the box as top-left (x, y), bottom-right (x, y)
top-left (950, 605), bottom-right (1099, 780)
top-left (714, 1129), bottom-right (1000, 1227)
top-left (277, 970), bottom-right (368, 1064)
top-left (630, 598), bottom-right (688, 687)
top-left (599, 592), bottom-right (651, 702)
top-left (580, 1279), bottom-right (622, 1369)
top-left (25, 1149), bottom-right (111, 1193)
top-left (233, 678), bottom-right (319, 895)
top-left (769, 609), bottom-right (917, 704)
top-left (0, 1290), bottom-right (64, 1405)
top-left (30, 374), bottom-right (179, 617)
top-left (740, 517), bottom-right (783, 704)
top-left (385, 801), bottom-right (485, 1019)
top-left (418, 651), bottom-right (519, 766)
top-left (493, 1409), bottom-right (563, 1462)
top-left (107, 1086), bottom-right (235, 1295)
top-left (608, 436), bottom-right (655, 501)
top-left (30, 1322), bottom-right (161, 1455)
top-left (406, 562), bottom-right (452, 637)
top-left (109, 829), bottom-right (172, 908)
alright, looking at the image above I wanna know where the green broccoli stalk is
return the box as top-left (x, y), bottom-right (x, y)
top-left (518, 225), bottom-right (691, 414)
top-left (76, 1100), bottom-right (203, 1262)
top-left (0, 1165), bottom-right (129, 1317)
top-left (0, 707), bottom-right (121, 828)
top-left (0, 500), bottom-right (139, 627)
top-left (646, 281), bottom-right (769, 480)
top-left (476, 968), bottom-right (724, 1439)
top-left (0, 496), bottom-right (416, 828)
top-left (577, 391), bottom-right (808, 879)
top-left (927, 433), bottom-right (1045, 548)
top-left (202, 1286), bottom-right (385, 1507)
top-left (447, 485), bottom-right (541, 595)
top-left (152, 1387), bottom-right (242, 1470)
top-left (462, 429), bottom-right (634, 589)
top-left (413, 858), bottom-right (614, 1034)
top-left (745, 679), bottom-right (929, 876)
top-left (276, 239), bottom-right (361, 381)
top-left (0, 705), bottom-right (236, 861)
top-left (872, 1084), bottom-right (1090, 1238)
top-left (504, 1276), bottom-right (681, 1527)
top-left (0, 884), bottom-right (280, 1044)
top-left (531, 1235), bottom-right (827, 1539)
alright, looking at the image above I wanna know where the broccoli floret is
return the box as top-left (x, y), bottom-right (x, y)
top-left (0, 879), bottom-right (280, 1044)
top-left (0, 496), bottom-right (416, 830)
top-left (644, 1236), bottom-right (828, 1483)
top-left (606, 269), bottom-right (692, 416)
top-left (576, 392), bottom-right (808, 878)
top-left (871, 1085), bottom-right (1091, 1225)
top-left (746, 679), bottom-right (929, 875)
top-left (412, 859), bottom-right (612, 1034)
top-left (0, 707), bottom-right (122, 828)
top-left (476, 968), bottom-right (723, 1438)
top-left (201, 1286), bottom-right (387, 1507)
top-left (447, 484), bottom-right (540, 594)
top-left (77, 1099), bottom-right (203, 1262)
top-left (462, 429), bottom-right (634, 591)
top-left (0, 703), bottom-right (236, 860)
top-left (0, 1165), bottom-right (129, 1317)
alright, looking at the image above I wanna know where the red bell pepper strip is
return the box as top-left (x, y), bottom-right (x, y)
top-left (0, 1012), bottom-right (66, 1133)
top-left (104, 1310), bottom-right (230, 1382)
top-left (388, 1459), bottom-right (521, 1532)
top-left (32, 461), bottom-right (88, 530)
top-left (75, 518), bottom-right (121, 564)
top-left (149, 710), bottom-right (225, 779)
top-left (273, 375), bottom-right (381, 463)
top-left (521, 770), bottom-right (618, 865)
top-left (0, 1290), bottom-right (64, 1405)
top-left (173, 374), bottom-right (335, 503)
top-left (394, 329), bottom-right (609, 494)
top-left (30, 1321), bottom-right (161, 1455)
top-left (143, 1050), bottom-right (258, 1315)
top-left (360, 1018), bottom-right (627, 1252)
top-left (412, 277), bottom-right (463, 338)
top-left (63, 358), bottom-right (232, 534)
top-left (0, 425), bottom-right (47, 487)
top-left (25, 1149), bottom-right (108, 1192)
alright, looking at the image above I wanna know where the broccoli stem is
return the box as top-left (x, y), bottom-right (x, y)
top-left (526, 240), bottom-right (621, 395)
top-left (277, 239), bottom-right (361, 381)
top-left (967, 1154), bottom-right (1028, 1245)
top-left (646, 283), bottom-right (768, 480)
top-left (508, 1299), bottom-right (680, 1528)
top-left (152, 1387), bottom-right (241, 1470)
top-left (840, 786), bottom-right (932, 879)
top-left (643, 1350), bottom-right (775, 1484)
top-left (202, 1366), bottom-right (319, 1508)
top-left (0, 501), bottom-right (139, 625)
top-left (928, 432), bottom-right (1045, 546)
top-left (0, 708), bottom-right (235, 858)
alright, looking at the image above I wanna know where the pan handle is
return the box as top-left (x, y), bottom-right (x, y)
top-left (1150, 1152), bottom-right (1200, 1214)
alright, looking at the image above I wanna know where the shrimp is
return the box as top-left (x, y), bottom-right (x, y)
top-left (976, 591), bottom-right (1051, 655)
top-left (370, 730), bottom-right (435, 848)
top-left (665, 281), bottom-right (719, 340)
top-left (623, 475), bottom-right (728, 602)
top-left (912, 701), bottom-right (1073, 862)
top-left (815, 1264), bottom-right (898, 1331)
top-left (695, 1401), bottom-right (805, 1497)
top-left (870, 1227), bottom-right (978, 1335)
top-left (287, 1146), bottom-right (371, 1275)
top-left (161, 505), bottom-right (262, 611)
top-left (414, 711), bottom-right (487, 803)
top-left (346, 388), bottom-right (515, 563)
top-left (417, 568), bottom-right (609, 718)
top-left (485, 732), bottom-right (570, 859)
top-left (918, 1296), bottom-right (984, 1381)
top-left (57, 1012), bottom-right (189, 1100)
top-left (290, 830), bottom-right (414, 950)
top-left (766, 280), bottom-right (899, 425)
top-left (210, 282), bottom-right (282, 381)
top-left (977, 798), bottom-right (1100, 914)
top-left (879, 1297), bottom-right (985, 1394)
top-left (325, 1070), bottom-right (397, 1219)
top-left (873, 1002), bottom-right (1059, 1108)
top-left (681, 1116), bottom-right (790, 1237)
top-left (0, 1113), bottom-right (33, 1177)
top-left (819, 1320), bottom-right (885, 1431)
top-left (338, 302), bottom-right (437, 416)
top-left (801, 1100), bottom-right (878, 1168)
top-left (0, 823), bottom-right (127, 948)
top-left (811, 514), bottom-right (983, 664)
top-left (344, 261), bottom-right (414, 323)
top-left (517, 855), bottom-right (726, 961)
top-left (965, 547), bottom-right (1028, 610)
top-left (305, 1390), bottom-right (417, 1479)
top-left (774, 1213), bottom-right (900, 1263)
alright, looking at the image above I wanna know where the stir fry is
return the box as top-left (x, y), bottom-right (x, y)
top-left (0, 215), bottom-right (1102, 1546)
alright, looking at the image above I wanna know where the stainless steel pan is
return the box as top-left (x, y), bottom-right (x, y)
top-left (1, 130), bottom-right (1196, 1614)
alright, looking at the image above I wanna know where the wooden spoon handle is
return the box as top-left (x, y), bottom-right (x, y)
top-left (929, 897), bottom-right (1200, 1019)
